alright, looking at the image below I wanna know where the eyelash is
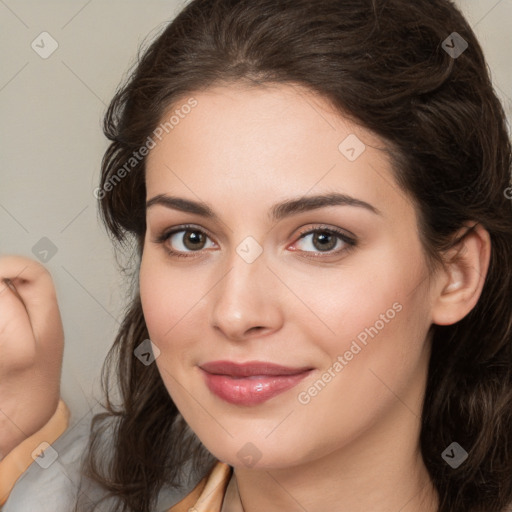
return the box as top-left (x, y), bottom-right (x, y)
top-left (153, 223), bottom-right (357, 259)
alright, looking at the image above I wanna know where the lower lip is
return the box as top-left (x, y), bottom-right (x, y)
top-left (200, 368), bottom-right (312, 406)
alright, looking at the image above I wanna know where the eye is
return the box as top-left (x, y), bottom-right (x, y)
top-left (154, 224), bottom-right (215, 258)
top-left (292, 225), bottom-right (357, 257)
top-left (153, 223), bottom-right (357, 259)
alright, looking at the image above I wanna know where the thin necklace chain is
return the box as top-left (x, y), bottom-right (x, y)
top-left (235, 474), bottom-right (246, 512)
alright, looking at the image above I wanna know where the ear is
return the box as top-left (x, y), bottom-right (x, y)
top-left (430, 222), bottom-right (491, 326)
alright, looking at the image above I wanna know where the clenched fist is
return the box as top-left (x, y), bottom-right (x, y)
top-left (0, 255), bottom-right (64, 460)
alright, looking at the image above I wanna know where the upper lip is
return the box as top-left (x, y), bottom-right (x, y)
top-left (200, 360), bottom-right (313, 377)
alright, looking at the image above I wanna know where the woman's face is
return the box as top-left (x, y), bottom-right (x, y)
top-left (139, 83), bottom-right (436, 469)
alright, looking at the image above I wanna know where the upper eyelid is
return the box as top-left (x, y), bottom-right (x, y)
top-left (159, 224), bottom-right (215, 242)
top-left (296, 224), bottom-right (355, 239)
top-left (160, 223), bottom-right (352, 238)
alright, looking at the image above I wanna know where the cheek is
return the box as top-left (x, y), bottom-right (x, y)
top-left (291, 296), bottom-right (429, 459)
top-left (139, 261), bottom-right (169, 340)
top-left (139, 251), bottom-right (213, 401)
top-left (139, 252), bottom-right (199, 342)
top-left (285, 256), bottom-right (406, 354)
top-left (293, 247), bottom-right (429, 399)
top-left (139, 257), bottom-right (192, 402)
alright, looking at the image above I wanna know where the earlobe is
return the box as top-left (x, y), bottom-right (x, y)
top-left (431, 223), bottom-right (491, 326)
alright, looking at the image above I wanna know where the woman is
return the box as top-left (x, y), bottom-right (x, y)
top-left (1, 0), bottom-right (511, 511)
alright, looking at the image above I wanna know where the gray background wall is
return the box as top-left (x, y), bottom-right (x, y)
top-left (1, 0), bottom-right (511, 430)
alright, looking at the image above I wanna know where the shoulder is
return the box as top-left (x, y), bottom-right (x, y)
top-left (2, 405), bottom-right (222, 512)
top-left (2, 404), bottom-right (90, 511)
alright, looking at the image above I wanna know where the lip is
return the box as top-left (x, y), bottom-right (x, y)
top-left (199, 360), bottom-right (314, 406)
top-left (200, 360), bottom-right (313, 377)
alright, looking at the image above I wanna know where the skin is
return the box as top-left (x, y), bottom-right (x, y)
top-left (140, 83), bottom-right (490, 512)
top-left (0, 256), bottom-right (64, 461)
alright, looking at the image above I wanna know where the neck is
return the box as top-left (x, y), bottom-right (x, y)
top-left (231, 399), bottom-right (439, 512)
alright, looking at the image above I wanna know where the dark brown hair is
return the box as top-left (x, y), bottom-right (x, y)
top-left (75, 1), bottom-right (512, 510)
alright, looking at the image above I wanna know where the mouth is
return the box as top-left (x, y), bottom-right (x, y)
top-left (199, 360), bottom-right (314, 406)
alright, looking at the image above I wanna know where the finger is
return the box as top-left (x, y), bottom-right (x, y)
top-left (2, 278), bottom-right (28, 313)
top-left (0, 278), bottom-right (36, 370)
top-left (0, 255), bottom-right (64, 355)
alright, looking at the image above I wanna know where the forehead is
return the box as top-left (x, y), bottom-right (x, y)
top-left (144, 83), bottom-right (412, 222)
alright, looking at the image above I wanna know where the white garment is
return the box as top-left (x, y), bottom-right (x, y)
top-left (3, 410), bottom-right (205, 512)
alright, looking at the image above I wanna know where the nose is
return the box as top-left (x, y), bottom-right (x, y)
top-left (210, 247), bottom-right (284, 342)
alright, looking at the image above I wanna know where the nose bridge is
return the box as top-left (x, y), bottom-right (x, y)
top-left (210, 239), bottom-right (280, 339)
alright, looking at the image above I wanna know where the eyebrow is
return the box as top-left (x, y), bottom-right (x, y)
top-left (145, 192), bottom-right (381, 222)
